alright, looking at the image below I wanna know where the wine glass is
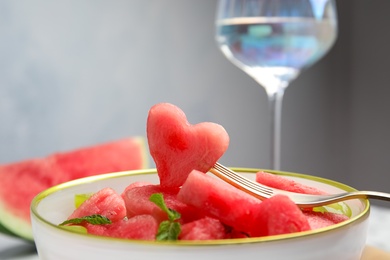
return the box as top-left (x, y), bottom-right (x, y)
top-left (215, 0), bottom-right (338, 170)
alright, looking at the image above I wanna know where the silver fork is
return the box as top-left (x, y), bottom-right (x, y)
top-left (209, 162), bottom-right (390, 208)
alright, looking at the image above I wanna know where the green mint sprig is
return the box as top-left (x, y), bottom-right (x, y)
top-left (59, 214), bottom-right (112, 226)
top-left (149, 193), bottom-right (181, 241)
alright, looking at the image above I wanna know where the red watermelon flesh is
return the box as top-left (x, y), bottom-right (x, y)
top-left (256, 171), bottom-right (326, 195)
top-left (68, 188), bottom-right (126, 222)
top-left (87, 215), bottom-right (158, 240)
top-left (122, 181), bottom-right (153, 194)
top-left (82, 215), bottom-right (158, 240)
top-left (82, 223), bottom-right (108, 236)
top-left (0, 137), bottom-right (147, 240)
top-left (251, 194), bottom-right (311, 237)
top-left (177, 170), bottom-right (263, 235)
top-left (179, 217), bottom-right (227, 240)
top-left (303, 211), bottom-right (349, 230)
top-left (146, 103), bottom-right (229, 188)
top-left (53, 138), bottom-right (147, 180)
top-left (1, 159), bottom-right (66, 223)
top-left (121, 184), bottom-right (205, 224)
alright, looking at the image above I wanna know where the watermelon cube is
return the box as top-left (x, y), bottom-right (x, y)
top-left (177, 170), bottom-right (262, 235)
top-left (68, 188), bottom-right (126, 223)
top-left (103, 215), bottom-right (158, 240)
top-left (83, 214), bottom-right (158, 240)
top-left (121, 181), bottom-right (153, 194)
top-left (179, 217), bottom-right (226, 240)
top-left (121, 184), bottom-right (205, 224)
top-left (251, 194), bottom-right (311, 237)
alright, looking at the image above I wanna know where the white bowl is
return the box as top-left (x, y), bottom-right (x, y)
top-left (31, 168), bottom-right (369, 260)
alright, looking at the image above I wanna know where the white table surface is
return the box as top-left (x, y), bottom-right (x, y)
top-left (1, 205), bottom-right (389, 259)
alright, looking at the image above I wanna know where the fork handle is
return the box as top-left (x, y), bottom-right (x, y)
top-left (286, 190), bottom-right (390, 208)
top-left (354, 190), bottom-right (390, 201)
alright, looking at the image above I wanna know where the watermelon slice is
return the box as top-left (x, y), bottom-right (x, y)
top-left (146, 103), bottom-right (229, 188)
top-left (0, 137), bottom-right (148, 240)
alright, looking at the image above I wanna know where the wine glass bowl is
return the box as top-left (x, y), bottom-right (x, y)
top-left (215, 0), bottom-right (338, 170)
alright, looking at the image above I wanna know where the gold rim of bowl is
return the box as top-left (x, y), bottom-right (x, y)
top-left (31, 168), bottom-right (370, 246)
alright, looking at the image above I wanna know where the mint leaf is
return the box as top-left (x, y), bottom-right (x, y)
top-left (59, 214), bottom-right (112, 226)
top-left (149, 193), bottom-right (181, 241)
top-left (149, 193), bottom-right (181, 222)
top-left (155, 221), bottom-right (181, 241)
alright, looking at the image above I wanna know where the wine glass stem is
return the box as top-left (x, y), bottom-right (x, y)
top-left (267, 87), bottom-right (286, 170)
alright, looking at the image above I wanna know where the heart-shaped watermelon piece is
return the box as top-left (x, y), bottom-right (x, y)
top-left (147, 103), bottom-right (229, 188)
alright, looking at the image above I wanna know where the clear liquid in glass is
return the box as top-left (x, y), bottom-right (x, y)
top-left (216, 17), bottom-right (337, 93)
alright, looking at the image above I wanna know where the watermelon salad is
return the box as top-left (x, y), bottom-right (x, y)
top-left (60, 103), bottom-right (350, 241)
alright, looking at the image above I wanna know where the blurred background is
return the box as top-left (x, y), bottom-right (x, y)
top-left (0, 0), bottom-right (389, 206)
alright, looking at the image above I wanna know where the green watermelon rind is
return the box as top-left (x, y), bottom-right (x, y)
top-left (0, 200), bottom-right (34, 240)
top-left (0, 220), bottom-right (18, 238)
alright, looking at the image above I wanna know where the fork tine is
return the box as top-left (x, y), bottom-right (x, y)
top-left (213, 163), bottom-right (273, 194)
top-left (210, 163), bottom-right (274, 199)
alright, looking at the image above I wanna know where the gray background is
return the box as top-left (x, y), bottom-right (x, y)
top-left (0, 1), bottom-right (389, 206)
